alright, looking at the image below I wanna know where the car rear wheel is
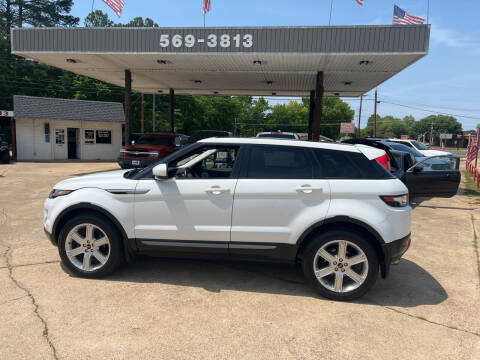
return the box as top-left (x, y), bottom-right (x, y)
top-left (58, 215), bottom-right (124, 278)
top-left (302, 230), bottom-right (379, 301)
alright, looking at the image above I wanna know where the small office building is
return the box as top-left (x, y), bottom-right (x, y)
top-left (13, 95), bottom-right (124, 161)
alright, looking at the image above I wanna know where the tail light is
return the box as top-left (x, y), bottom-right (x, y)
top-left (380, 194), bottom-right (409, 207)
top-left (375, 154), bottom-right (391, 171)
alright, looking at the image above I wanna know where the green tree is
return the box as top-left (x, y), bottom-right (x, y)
top-left (0, 0), bottom-right (78, 35)
top-left (411, 115), bottom-right (462, 142)
top-left (322, 97), bottom-right (355, 139)
top-left (84, 10), bottom-right (114, 27)
top-left (118, 16), bottom-right (159, 27)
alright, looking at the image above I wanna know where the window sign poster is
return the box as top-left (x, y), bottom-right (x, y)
top-left (55, 129), bottom-right (65, 144)
top-left (85, 130), bottom-right (95, 144)
top-left (96, 130), bottom-right (112, 144)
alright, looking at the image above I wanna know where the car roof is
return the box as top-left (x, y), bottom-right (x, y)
top-left (199, 137), bottom-right (361, 153)
top-left (389, 138), bottom-right (412, 142)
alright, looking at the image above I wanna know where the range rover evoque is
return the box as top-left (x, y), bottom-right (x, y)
top-left (44, 138), bottom-right (411, 301)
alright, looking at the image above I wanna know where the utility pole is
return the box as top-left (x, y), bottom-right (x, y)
top-left (357, 95), bottom-right (363, 138)
top-left (430, 119), bottom-right (434, 144)
top-left (373, 88), bottom-right (378, 137)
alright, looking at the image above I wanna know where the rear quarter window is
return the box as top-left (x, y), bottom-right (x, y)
top-left (312, 149), bottom-right (394, 179)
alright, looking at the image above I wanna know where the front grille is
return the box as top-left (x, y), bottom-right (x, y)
top-left (125, 148), bottom-right (150, 158)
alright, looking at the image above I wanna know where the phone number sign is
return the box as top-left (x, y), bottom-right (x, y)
top-left (160, 33), bottom-right (253, 49)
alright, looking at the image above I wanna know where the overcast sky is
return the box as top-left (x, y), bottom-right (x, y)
top-left (72, 0), bottom-right (480, 130)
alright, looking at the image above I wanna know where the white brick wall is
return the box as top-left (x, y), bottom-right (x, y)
top-left (16, 118), bottom-right (122, 161)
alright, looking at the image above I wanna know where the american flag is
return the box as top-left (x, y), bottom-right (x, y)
top-left (393, 5), bottom-right (424, 25)
top-left (356, 0), bottom-right (365, 5)
top-left (203, 0), bottom-right (211, 14)
top-left (102, 0), bottom-right (125, 18)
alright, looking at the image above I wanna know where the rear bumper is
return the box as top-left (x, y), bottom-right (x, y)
top-left (380, 233), bottom-right (411, 278)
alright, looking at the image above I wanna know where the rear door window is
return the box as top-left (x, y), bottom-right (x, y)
top-left (246, 146), bottom-right (313, 179)
top-left (312, 149), bottom-right (393, 179)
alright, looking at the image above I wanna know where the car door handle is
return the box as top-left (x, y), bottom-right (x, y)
top-left (205, 187), bottom-right (230, 195)
top-left (296, 186), bottom-right (322, 194)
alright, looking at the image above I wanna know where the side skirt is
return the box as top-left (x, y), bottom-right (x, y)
top-left (135, 239), bottom-right (298, 263)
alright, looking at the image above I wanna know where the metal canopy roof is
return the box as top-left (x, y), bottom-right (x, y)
top-left (13, 95), bottom-right (125, 122)
top-left (11, 25), bottom-right (430, 97)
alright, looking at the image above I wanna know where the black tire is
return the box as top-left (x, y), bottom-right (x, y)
top-left (58, 214), bottom-right (124, 278)
top-left (1, 150), bottom-right (10, 164)
top-left (301, 230), bottom-right (379, 301)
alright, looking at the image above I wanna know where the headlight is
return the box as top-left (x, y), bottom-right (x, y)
top-left (49, 189), bottom-right (74, 199)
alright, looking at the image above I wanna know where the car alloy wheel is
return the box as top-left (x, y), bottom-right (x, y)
top-left (313, 240), bottom-right (369, 293)
top-left (65, 223), bottom-right (111, 272)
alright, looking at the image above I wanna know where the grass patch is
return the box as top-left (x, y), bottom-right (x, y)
top-left (462, 170), bottom-right (480, 198)
top-left (470, 215), bottom-right (480, 279)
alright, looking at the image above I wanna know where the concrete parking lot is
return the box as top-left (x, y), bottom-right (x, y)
top-left (1, 162), bottom-right (479, 359)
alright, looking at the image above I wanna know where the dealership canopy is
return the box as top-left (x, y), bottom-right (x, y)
top-left (11, 25), bottom-right (430, 97)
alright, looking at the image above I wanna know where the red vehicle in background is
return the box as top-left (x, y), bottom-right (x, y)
top-left (118, 132), bottom-right (188, 169)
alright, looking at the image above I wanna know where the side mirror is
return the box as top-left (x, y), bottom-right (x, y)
top-left (152, 163), bottom-right (168, 180)
top-left (131, 140), bottom-right (135, 145)
top-left (412, 166), bottom-right (423, 174)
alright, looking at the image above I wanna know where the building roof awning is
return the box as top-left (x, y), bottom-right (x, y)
top-left (13, 95), bottom-right (125, 123)
top-left (11, 25), bottom-right (430, 97)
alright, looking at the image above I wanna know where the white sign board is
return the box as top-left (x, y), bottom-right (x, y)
top-left (340, 123), bottom-right (355, 134)
top-left (0, 110), bottom-right (14, 117)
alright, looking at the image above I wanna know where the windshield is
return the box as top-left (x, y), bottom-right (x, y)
top-left (412, 141), bottom-right (431, 150)
top-left (387, 142), bottom-right (424, 157)
top-left (258, 133), bottom-right (296, 139)
top-left (136, 135), bottom-right (173, 146)
top-left (126, 143), bottom-right (201, 179)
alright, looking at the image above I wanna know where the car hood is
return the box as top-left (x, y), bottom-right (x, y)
top-left (53, 169), bottom-right (136, 191)
top-left (125, 144), bottom-right (171, 150)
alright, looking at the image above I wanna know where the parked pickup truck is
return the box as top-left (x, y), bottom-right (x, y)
top-left (118, 132), bottom-right (188, 169)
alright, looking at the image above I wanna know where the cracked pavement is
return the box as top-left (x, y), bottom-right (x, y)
top-left (0, 162), bottom-right (479, 359)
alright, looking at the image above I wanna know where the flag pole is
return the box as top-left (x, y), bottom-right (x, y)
top-left (328, 0), bottom-right (334, 26)
top-left (426, 0), bottom-right (430, 24)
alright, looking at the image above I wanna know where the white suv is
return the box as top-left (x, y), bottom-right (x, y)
top-left (388, 139), bottom-right (452, 157)
top-left (44, 138), bottom-right (411, 301)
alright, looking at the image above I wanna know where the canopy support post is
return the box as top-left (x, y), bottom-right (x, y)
top-left (312, 72), bottom-right (324, 142)
top-left (169, 88), bottom-right (175, 133)
top-left (124, 69), bottom-right (132, 146)
top-left (308, 90), bottom-right (315, 141)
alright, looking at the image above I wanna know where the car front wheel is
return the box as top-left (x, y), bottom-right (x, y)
top-left (302, 230), bottom-right (379, 301)
top-left (58, 215), bottom-right (124, 278)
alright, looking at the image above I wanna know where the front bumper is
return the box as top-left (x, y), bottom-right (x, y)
top-left (117, 156), bottom-right (157, 168)
top-left (44, 227), bottom-right (56, 246)
top-left (380, 233), bottom-right (411, 278)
